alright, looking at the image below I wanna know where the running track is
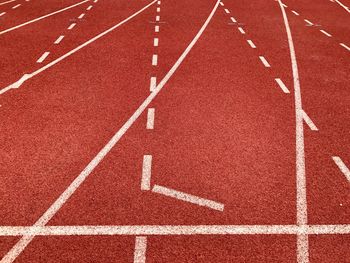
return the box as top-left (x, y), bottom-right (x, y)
top-left (0, 0), bottom-right (349, 262)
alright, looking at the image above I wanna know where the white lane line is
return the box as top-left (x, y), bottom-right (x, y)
top-left (153, 37), bottom-right (159, 47)
top-left (0, 224), bottom-right (350, 236)
top-left (54, 35), bottom-right (65, 44)
top-left (141, 155), bottom-right (152, 190)
top-left (238, 27), bottom-right (245, 34)
top-left (334, 0), bottom-right (350, 13)
top-left (146, 108), bottom-right (155, 129)
top-left (320, 29), bottom-right (332, 37)
top-left (78, 13), bottom-right (85, 19)
top-left (219, 2), bottom-right (224, 6)
top-left (86, 5), bottom-right (92, 10)
top-left (304, 19), bottom-right (313, 26)
top-left (155, 15), bottom-right (160, 21)
top-left (340, 43), bottom-right (350, 51)
top-left (157, 0), bottom-right (161, 4)
top-left (0, 1), bottom-right (218, 260)
top-left (157, 7), bottom-right (160, 12)
top-left (149, 77), bottom-right (156, 92)
top-left (0, 0), bottom-right (16, 6)
top-left (0, 12), bottom-right (6, 16)
top-left (36, 52), bottom-right (50, 63)
top-left (152, 54), bottom-right (158, 66)
top-left (67, 23), bottom-right (76, 30)
top-left (275, 78), bottom-right (290, 93)
top-left (259, 56), bottom-right (271, 67)
top-left (332, 156), bottom-right (350, 182)
top-left (153, 185), bottom-right (224, 211)
top-left (247, 40), bottom-right (256, 48)
top-left (93, 0), bottom-right (98, 2)
top-left (11, 3), bottom-right (20, 8)
top-left (0, 0), bottom-right (89, 36)
top-left (278, 1), bottom-right (308, 263)
top-left (292, 10), bottom-right (299, 16)
top-left (302, 110), bottom-right (318, 131)
top-left (134, 237), bottom-right (147, 263)
top-left (230, 17), bottom-right (237, 23)
top-left (155, 25), bottom-right (159, 32)
top-left (224, 8), bottom-right (230, 13)
top-left (282, 3), bottom-right (287, 7)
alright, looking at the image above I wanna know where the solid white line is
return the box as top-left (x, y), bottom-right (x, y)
top-left (332, 156), bottom-right (350, 182)
top-left (78, 13), bottom-right (85, 19)
top-left (146, 108), bottom-right (155, 129)
top-left (134, 237), bottom-right (147, 263)
top-left (0, 0), bottom-right (16, 6)
top-left (141, 155), bottom-right (152, 191)
top-left (0, 224), bottom-right (350, 236)
top-left (149, 77), bottom-right (156, 92)
top-left (292, 10), bottom-right (299, 16)
top-left (304, 19), bottom-right (313, 26)
top-left (230, 17), bottom-right (236, 23)
top-left (0, 12), bottom-right (6, 16)
top-left (259, 56), bottom-right (271, 67)
top-left (0, 0), bottom-right (157, 95)
top-left (11, 3), bottom-right (20, 8)
top-left (155, 25), bottom-right (159, 32)
top-left (224, 8), bottom-right (230, 13)
top-left (0, 0), bottom-right (89, 35)
top-left (152, 54), bottom-right (158, 66)
top-left (238, 27), bottom-right (245, 34)
top-left (67, 23), bottom-right (76, 30)
top-left (54, 35), bottom-right (64, 44)
top-left (0, 1), bottom-right (219, 261)
top-left (155, 15), bottom-right (160, 21)
top-left (340, 43), bottom-right (350, 51)
top-left (275, 78), bottom-right (290, 93)
top-left (334, 0), bottom-right (350, 13)
top-left (278, 1), bottom-right (308, 262)
top-left (86, 5), bottom-right (92, 10)
top-left (36, 52), bottom-right (50, 63)
top-left (156, 7), bottom-right (160, 12)
top-left (247, 40), bottom-right (256, 48)
top-left (153, 185), bottom-right (224, 211)
top-left (153, 37), bottom-right (158, 47)
top-left (302, 110), bottom-right (318, 131)
top-left (320, 29), bottom-right (331, 37)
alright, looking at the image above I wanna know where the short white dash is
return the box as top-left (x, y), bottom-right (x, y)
top-left (259, 56), bottom-right (271, 67)
top-left (304, 19), bottom-right (313, 26)
top-left (149, 77), bottom-right (156, 92)
top-left (238, 27), bottom-right (245, 34)
top-left (134, 237), bottom-right (147, 263)
top-left (156, 15), bottom-right (160, 21)
top-left (146, 108), bottom-right (155, 130)
top-left (320, 29), bottom-right (331, 37)
top-left (292, 10), bottom-right (299, 16)
top-left (93, 0), bottom-right (98, 2)
top-left (275, 78), bottom-right (290, 93)
top-left (332, 156), bottom-right (350, 182)
top-left (0, 12), bottom-right (6, 16)
top-left (86, 5), bottom-right (92, 10)
top-left (54, 35), bottom-right (65, 44)
top-left (67, 23), bottom-right (76, 30)
top-left (302, 110), bottom-right (318, 131)
top-left (141, 155), bottom-right (152, 190)
top-left (224, 8), bottom-right (230, 13)
top-left (230, 17), bottom-right (237, 23)
top-left (153, 38), bottom-right (159, 47)
top-left (340, 43), bottom-right (350, 51)
top-left (78, 13), bottom-right (85, 19)
top-left (157, 0), bottom-right (161, 4)
top-left (155, 25), bottom-right (159, 32)
top-left (219, 2), bottom-right (224, 6)
top-left (153, 185), bottom-right (224, 211)
top-left (282, 3), bottom-right (287, 7)
top-left (247, 40), bottom-right (256, 48)
top-left (12, 3), bottom-right (20, 9)
top-left (36, 52), bottom-right (50, 63)
top-left (152, 54), bottom-right (158, 66)
top-left (157, 7), bottom-right (160, 12)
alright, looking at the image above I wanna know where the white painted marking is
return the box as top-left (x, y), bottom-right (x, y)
top-left (153, 185), bottom-right (224, 211)
top-left (156, 15), bottom-right (160, 21)
top-left (134, 237), bottom-right (147, 263)
top-left (0, 1), bottom-right (218, 260)
top-left (155, 25), bottom-right (159, 32)
top-left (320, 29), bottom-right (331, 37)
top-left (278, 1), bottom-right (308, 262)
top-left (224, 8), bottom-right (230, 13)
top-left (36, 52), bottom-right (50, 63)
top-left (157, 7), bottom-right (160, 12)
top-left (282, 3), bottom-right (287, 7)
top-left (157, 0), bottom-right (161, 4)
top-left (259, 56), bottom-right (271, 67)
top-left (340, 43), bottom-right (350, 51)
top-left (11, 3), bottom-right (20, 9)
top-left (0, 74), bottom-right (31, 95)
top-left (0, 0), bottom-right (16, 6)
top-left (302, 110), bottom-right (318, 131)
top-left (146, 108), bottom-right (155, 129)
top-left (93, 0), bottom-right (98, 2)
top-left (238, 27), bottom-right (245, 34)
top-left (54, 35), bottom-right (65, 44)
top-left (219, 2), bottom-right (224, 6)
top-left (153, 38), bottom-right (159, 47)
top-left (0, 0), bottom-right (89, 35)
top-left (149, 77), bottom-right (156, 92)
top-left (304, 19), bottom-right (313, 26)
top-left (247, 40), bottom-right (256, 48)
top-left (0, 12), bottom-right (6, 16)
top-left (141, 155), bottom-right (152, 190)
top-left (230, 17), bottom-right (237, 23)
top-left (275, 78), bottom-right (290, 93)
top-left (78, 13), bottom-right (85, 19)
top-left (152, 54), bottom-right (158, 66)
top-left (292, 10), bottom-right (299, 16)
top-left (334, 0), bottom-right (350, 13)
top-left (67, 23), bottom-right (76, 30)
top-left (333, 156), bottom-right (350, 182)
top-left (86, 5), bottom-right (92, 10)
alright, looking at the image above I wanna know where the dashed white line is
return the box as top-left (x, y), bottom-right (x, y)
top-left (230, 17), bottom-right (237, 23)
top-left (0, 12), bottom-right (6, 16)
top-left (0, 0), bottom-right (16, 6)
top-left (141, 155), bottom-right (152, 190)
top-left (67, 23), bottom-right (76, 30)
top-left (54, 35), bottom-right (65, 44)
top-left (153, 38), bottom-right (159, 47)
top-left (320, 29), bottom-right (332, 37)
top-left (219, 2), bottom-right (224, 6)
top-left (86, 5), bottom-right (92, 10)
top-left (157, 0), bottom-right (161, 4)
top-left (146, 108), bottom-right (155, 130)
top-left (247, 40), bottom-right (256, 48)
top-left (224, 8), bottom-right (230, 13)
top-left (332, 156), bottom-right (350, 182)
top-left (11, 3), bottom-right (20, 8)
top-left (334, 0), bottom-right (350, 13)
top-left (282, 3), bottom-right (287, 7)
top-left (152, 54), bottom-right (158, 66)
top-left (155, 15), bottom-right (160, 21)
top-left (275, 78), bottom-right (290, 93)
top-left (93, 0), bottom-right (98, 2)
top-left (78, 13), bottom-right (85, 19)
top-left (149, 77), bottom-right (156, 92)
top-left (292, 10), bottom-right (299, 16)
top-left (36, 52), bottom-right (50, 63)
top-left (259, 56), bottom-right (271, 67)
top-left (156, 7), bottom-right (160, 12)
top-left (238, 27), bottom-right (245, 34)
top-left (155, 25), bottom-right (159, 32)
top-left (340, 43), bottom-right (350, 51)
top-left (153, 185), bottom-right (224, 211)
top-left (134, 237), bottom-right (147, 263)
top-left (302, 110), bottom-right (318, 131)
top-left (304, 19), bottom-right (313, 26)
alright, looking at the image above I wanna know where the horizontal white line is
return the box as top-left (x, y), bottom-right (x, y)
top-left (219, 2), bottom-right (224, 6)
top-left (275, 78), bottom-right (290, 93)
top-left (247, 39), bottom-right (256, 48)
top-left (0, 0), bottom-right (16, 6)
top-left (54, 35), bottom-right (64, 44)
top-left (230, 17), bottom-right (236, 23)
top-left (78, 13), bottom-right (85, 19)
top-left (11, 3), bottom-right (20, 8)
top-left (141, 155), bottom-right (152, 190)
top-left (156, 15), bottom-right (160, 21)
top-left (224, 8), bottom-right (230, 13)
top-left (155, 25), bottom-right (159, 32)
top-left (152, 54), bottom-right (158, 66)
top-left (340, 43), bottom-right (350, 51)
top-left (36, 52), bottom-right (50, 63)
top-left (292, 10), bottom-right (299, 16)
top-left (320, 29), bottom-right (331, 37)
top-left (0, 225), bottom-right (349, 236)
top-left (0, 12), bottom-right (6, 16)
top-left (86, 5), bottom-right (92, 10)
top-left (302, 110), bottom-right (318, 131)
top-left (332, 156), bottom-right (350, 182)
top-left (68, 23), bottom-right (76, 29)
top-left (304, 19), bottom-right (313, 25)
top-left (153, 37), bottom-right (159, 46)
top-left (238, 27), bottom-right (245, 34)
top-left (146, 108), bottom-right (155, 129)
top-left (149, 77), bottom-right (156, 92)
top-left (259, 56), bottom-right (271, 67)
top-left (134, 237), bottom-right (147, 263)
top-left (152, 185), bottom-right (224, 211)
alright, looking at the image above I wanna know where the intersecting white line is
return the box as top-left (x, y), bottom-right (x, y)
top-left (134, 236), bottom-right (147, 263)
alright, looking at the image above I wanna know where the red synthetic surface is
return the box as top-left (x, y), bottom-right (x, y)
top-left (0, 0), bottom-right (349, 262)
